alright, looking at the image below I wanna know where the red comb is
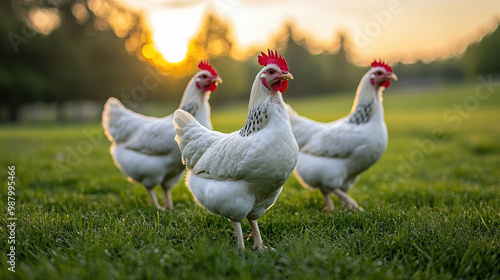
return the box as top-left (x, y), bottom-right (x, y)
top-left (258, 49), bottom-right (289, 72)
top-left (371, 60), bottom-right (392, 73)
top-left (198, 60), bottom-right (218, 77)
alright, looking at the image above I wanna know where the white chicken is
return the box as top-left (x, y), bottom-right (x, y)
top-left (173, 50), bottom-right (298, 251)
top-left (287, 60), bottom-right (397, 211)
top-left (102, 60), bottom-right (222, 210)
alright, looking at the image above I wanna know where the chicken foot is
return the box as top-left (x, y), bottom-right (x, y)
top-left (321, 190), bottom-right (335, 211)
top-left (247, 219), bottom-right (266, 252)
top-left (332, 189), bottom-right (364, 212)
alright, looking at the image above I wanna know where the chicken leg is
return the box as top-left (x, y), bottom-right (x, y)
top-left (231, 220), bottom-right (245, 250)
top-left (321, 190), bottom-right (334, 211)
top-left (146, 188), bottom-right (162, 210)
top-left (163, 188), bottom-right (173, 210)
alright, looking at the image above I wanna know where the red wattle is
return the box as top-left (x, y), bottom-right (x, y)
top-left (272, 80), bottom-right (282, 92)
top-left (280, 80), bottom-right (288, 93)
top-left (380, 80), bottom-right (391, 88)
top-left (204, 82), bottom-right (217, 92)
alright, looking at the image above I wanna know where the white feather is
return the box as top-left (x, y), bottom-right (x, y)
top-left (102, 73), bottom-right (214, 201)
top-left (173, 70), bottom-right (299, 222)
top-left (289, 68), bottom-right (390, 198)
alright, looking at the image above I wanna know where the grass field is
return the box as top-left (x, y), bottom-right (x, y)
top-left (1, 82), bottom-right (499, 279)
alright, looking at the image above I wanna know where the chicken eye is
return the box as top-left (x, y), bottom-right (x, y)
top-left (267, 69), bottom-right (275, 75)
top-left (376, 71), bottom-right (383, 75)
top-left (201, 75), bottom-right (208, 79)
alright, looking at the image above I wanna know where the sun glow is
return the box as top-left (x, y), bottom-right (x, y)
top-left (152, 36), bottom-right (188, 63)
top-left (119, 0), bottom-right (500, 67)
top-left (148, 7), bottom-right (204, 64)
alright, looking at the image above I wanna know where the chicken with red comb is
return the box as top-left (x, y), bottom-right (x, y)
top-left (173, 50), bottom-right (298, 251)
top-left (196, 60), bottom-right (220, 92)
top-left (102, 60), bottom-right (222, 210)
top-left (287, 60), bottom-right (397, 211)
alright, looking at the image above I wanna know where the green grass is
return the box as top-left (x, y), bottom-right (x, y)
top-left (1, 82), bottom-right (499, 279)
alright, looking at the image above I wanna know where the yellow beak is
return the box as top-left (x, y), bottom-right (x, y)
top-left (212, 76), bottom-right (223, 84)
top-left (280, 72), bottom-right (294, 80)
top-left (387, 73), bottom-right (398, 81)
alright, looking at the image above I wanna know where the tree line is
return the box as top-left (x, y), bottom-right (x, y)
top-left (1, 0), bottom-right (499, 122)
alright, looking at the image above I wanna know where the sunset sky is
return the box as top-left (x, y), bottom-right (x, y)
top-left (119, 0), bottom-right (500, 65)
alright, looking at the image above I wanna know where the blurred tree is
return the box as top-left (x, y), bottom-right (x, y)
top-left (281, 24), bottom-right (318, 97)
top-left (0, 0), bottom-right (166, 122)
top-left (326, 32), bottom-right (364, 93)
top-left (188, 14), bottom-right (253, 104)
top-left (393, 23), bottom-right (499, 83)
top-left (391, 58), bottom-right (466, 86)
top-left (193, 15), bottom-right (233, 58)
top-left (464, 23), bottom-right (500, 76)
top-left (0, 0), bottom-right (47, 122)
top-left (281, 25), bottom-right (363, 97)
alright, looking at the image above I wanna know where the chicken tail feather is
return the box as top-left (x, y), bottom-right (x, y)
top-left (102, 97), bottom-right (127, 142)
top-left (173, 109), bottom-right (196, 130)
top-left (173, 109), bottom-right (197, 146)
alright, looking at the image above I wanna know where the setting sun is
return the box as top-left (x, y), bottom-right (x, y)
top-left (124, 0), bottom-right (500, 66)
top-left (153, 36), bottom-right (188, 63)
top-left (147, 6), bottom-right (204, 63)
